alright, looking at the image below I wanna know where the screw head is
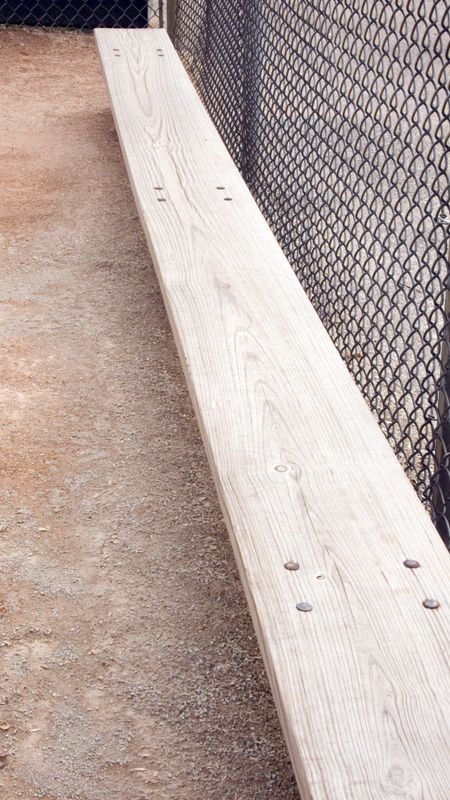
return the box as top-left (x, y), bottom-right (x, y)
top-left (284, 561), bottom-right (300, 571)
top-left (296, 602), bottom-right (313, 612)
top-left (423, 598), bottom-right (440, 610)
top-left (403, 559), bottom-right (420, 569)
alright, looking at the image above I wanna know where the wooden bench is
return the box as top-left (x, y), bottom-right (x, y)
top-left (95, 29), bottom-right (450, 800)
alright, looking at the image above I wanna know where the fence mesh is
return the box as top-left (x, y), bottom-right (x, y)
top-left (175, 0), bottom-right (450, 546)
top-left (0, 1), bottom-right (162, 28)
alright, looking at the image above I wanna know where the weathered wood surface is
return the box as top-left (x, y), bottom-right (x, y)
top-left (95, 28), bottom-right (450, 800)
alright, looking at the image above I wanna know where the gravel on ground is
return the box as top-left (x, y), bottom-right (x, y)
top-left (0, 27), bottom-right (300, 800)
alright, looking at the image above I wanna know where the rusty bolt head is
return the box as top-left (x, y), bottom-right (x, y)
top-left (403, 559), bottom-right (420, 569)
top-left (284, 561), bottom-right (300, 571)
top-left (296, 602), bottom-right (313, 612)
top-left (423, 598), bottom-right (440, 610)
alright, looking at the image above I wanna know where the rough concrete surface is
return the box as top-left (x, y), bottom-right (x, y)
top-left (0, 27), bottom-right (300, 800)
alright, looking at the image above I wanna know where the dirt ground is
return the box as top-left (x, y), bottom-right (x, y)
top-left (0, 27), bottom-right (299, 800)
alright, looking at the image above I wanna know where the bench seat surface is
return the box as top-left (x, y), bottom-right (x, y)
top-left (95, 28), bottom-right (450, 800)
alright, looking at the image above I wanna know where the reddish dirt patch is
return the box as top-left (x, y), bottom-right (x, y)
top-left (0, 26), bottom-right (299, 800)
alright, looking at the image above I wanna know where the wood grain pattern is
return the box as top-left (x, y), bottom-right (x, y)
top-left (95, 29), bottom-right (450, 799)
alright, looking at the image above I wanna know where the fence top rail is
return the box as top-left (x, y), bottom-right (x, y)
top-left (95, 28), bottom-right (450, 800)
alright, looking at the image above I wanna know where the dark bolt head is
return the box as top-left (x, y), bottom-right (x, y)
top-left (284, 561), bottom-right (300, 571)
top-left (403, 559), bottom-right (420, 569)
top-left (296, 602), bottom-right (313, 612)
top-left (423, 598), bottom-right (440, 610)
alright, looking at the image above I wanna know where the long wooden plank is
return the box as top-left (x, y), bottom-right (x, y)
top-left (95, 29), bottom-right (450, 799)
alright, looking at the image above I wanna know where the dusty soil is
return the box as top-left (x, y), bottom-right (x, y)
top-left (0, 27), bottom-right (299, 800)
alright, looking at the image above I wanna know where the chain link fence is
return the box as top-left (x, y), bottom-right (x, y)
top-left (0, 1), bottom-right (163, 28)
top-left (174, 0), bottom-right (450, 546)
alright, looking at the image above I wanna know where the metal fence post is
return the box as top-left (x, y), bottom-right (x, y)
top-left (166, 0), bottom-right (177, 39)
top-left (433, 230), bottom-right (450, 546)
top-left (147, 1), bottom-right (162, 28)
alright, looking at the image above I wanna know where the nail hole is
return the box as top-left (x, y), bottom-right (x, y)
top-left (157, 198), bottom-right (167, 202)
top-left (216, 186), bottom-right (225, 190)
top-left (316, 574), bottom-right (325, 581)
top-left (154, 186), bottom-right (164, 190)
top-left (224, 197), bottom-right (233, 201)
